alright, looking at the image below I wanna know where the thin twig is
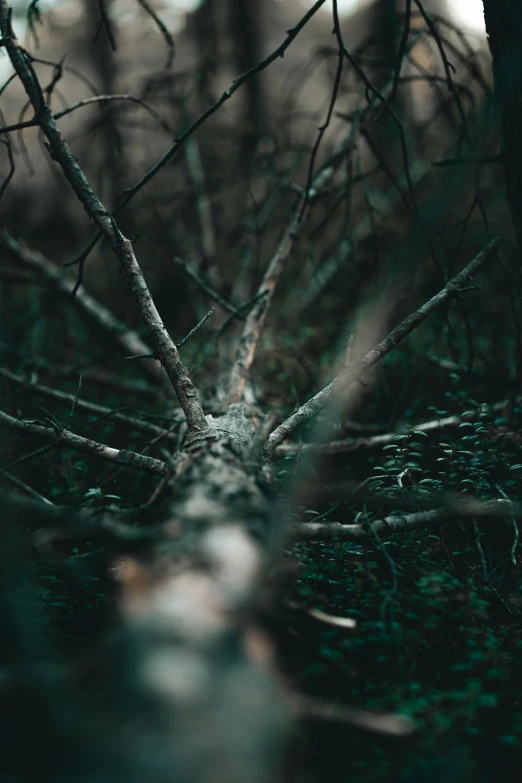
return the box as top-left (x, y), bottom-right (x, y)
top-left (95, 0), bottom-right (116, 51)
top-left (177, 308), bottom-right (215, 348)
top-left (473, 518), bottom-right (488, 580)
top-left (0, 467), bottom-right (54, 505)
top-left (135, 0), bottom-right (175, 68)
top-left (0, 136), bottom-right (15, 205)
top-left (184, 136), bottom-right (216, 263)
top-left (390, 0), bottom-right (412, 105)
top-left (290, 498), bottom-right (522, 542)
top-left (299, 42), bottom-right (343, 222)
top-left (125, 309), bottom-right (215, 360)
top-left (54, 93), bottom-right (172, 132)
top-left (332, 0), bottom-right (419, 223)
top-left (124, 0), bottom-right (328, 198)
top-left (174, 257), bottom-right (237, 314)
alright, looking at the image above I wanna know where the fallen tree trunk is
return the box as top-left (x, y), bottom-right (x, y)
top-left (2, 404), bottom-right (290, 783)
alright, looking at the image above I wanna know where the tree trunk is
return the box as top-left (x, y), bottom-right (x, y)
top-left (2, 404), bottom-right (290, 783)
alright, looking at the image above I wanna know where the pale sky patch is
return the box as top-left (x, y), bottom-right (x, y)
top-left (333, 0), bottom-right (486, 35)
top-left (447, 0), bottom-right (485, 34)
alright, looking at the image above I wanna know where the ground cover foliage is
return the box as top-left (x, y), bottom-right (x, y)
top-left (1, 1), bottom-right (522, 781)
top-left (281, 394), bottom-right (522, 782)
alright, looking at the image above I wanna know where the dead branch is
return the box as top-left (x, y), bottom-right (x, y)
top-left (290, 498), bottom-right (522, 542)
top-left (288, 693), bottom-right (415, 736)
top-left (291, 22), bottom-right (450, 318)
top-left (173, 256), bottom-right (237, 314)
top-left (136, 0), bottom-right (175, 69)
top-left (227, 163), bottom-right (340, 405)
top-left (184, 136), bottom-right (217, 265)
top-left (0, 408), bottom-right (170, 477)
top-left (290, 508), bottom-right (447, 541)
top-left (265, 237), bottom-right (500, 455)
top-left (0, 367), bottom-right (182, 442)
top-left (274, 396), bottom-right (516, 457)
top-left (57, 0), bottom-right (332, 271)
top-left (0, 93), bottom-right (173, 135)
top-left (0, 230), bottom-right (172, 392)
top-left (0, 466), bottom-right (54, 505)
top-left (432, 155), bottom-right (503, 167)
top-left (123, 0), bottom-right (329, 199)
top-left (0, 5), bottom-right (208, 437)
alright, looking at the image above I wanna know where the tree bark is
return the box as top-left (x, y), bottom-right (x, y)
top-left (2, 404), bottom-right (290, 783)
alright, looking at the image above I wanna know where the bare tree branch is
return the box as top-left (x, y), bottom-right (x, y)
top-left (0, 6), bottom-right (209, 437)
top-left (265, 237), bottom-right (500, 455)
top-left (174, 256), bottom-right (238, 315)
top-left (288, 693), bottom-right (415, 736)
top-left (291, 160), bottom-right (431, 316)
top-left (136, 0), bottom-right (175, 69)
top-left (64, 0), bottom-right (332, 271)
top-left (290, 508), bottom-right (447, 541)
top-left (0, 229), bottom-right (172, 392)
top-left (0, 466), bottom-right (54, 504)
top-left (0, 367), bottom-right (182, 442)
top-left (227, 163), bottom-right (340, 404)
top-left (123, 0), bottom-right (329, 199)
top-left (0, 408), bottom-right (171, 477)
top-left (290, 498), bottom-right (522, 542)
top-left (184, 136), bottom-right (217, 265)
top-left (274, 396), bottom-right (517, 457)
top-left (0, 93), bottom-right (173, 135)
